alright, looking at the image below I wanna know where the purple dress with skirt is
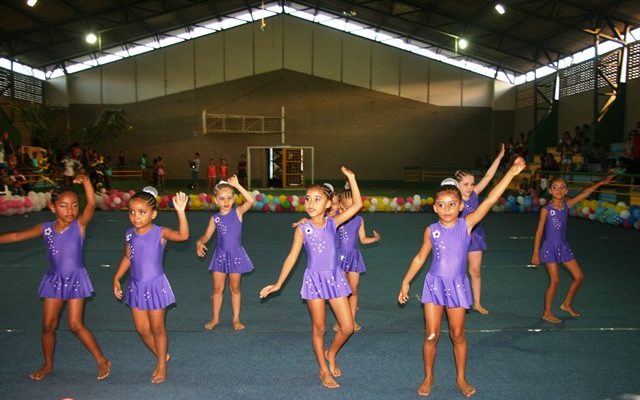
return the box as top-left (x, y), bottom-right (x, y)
top-left (539, 202), bottom-right (575, 263)
top-left (421, 218), bottom-right (473, 309)
top-left (208, 208), bottom-right (254, 274)
top-left (38, 220), bottom-right (94, 299)
top-left (124, 224), bottom-right (176, 310)
top-left (461, 192), bottom-right (487, 252)
top-left (300, 218), bottom-right (352, 300)
top-left (337, 215), bottom-right (366, 273)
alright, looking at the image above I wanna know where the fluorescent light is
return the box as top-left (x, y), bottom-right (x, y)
top-left (27, 0), bottom-right (38, 7)
top-left (494, 4), bottom-right (506, 15)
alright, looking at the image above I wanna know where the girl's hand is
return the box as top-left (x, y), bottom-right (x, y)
top-left (113, 281), bottom-right (123, 300)
top-left (509, 157), bottom-right (527, 176)
top-left (531, 253), bottom-right (540, 265)
top-left (172, 192), bottom-right (188, 212)
top-left (341, 166), bottom-right (355, 180)
top-left (599, 175), bottom-right (615, 186)
top-left (196, 241), bottom-right (208, 257)
top-left (73, 174), bottom-right (89, 184)
top-left (292, 217), bottom-right (308, 228)
top-left (498, 143), bottom-right (505, 158)
top-left (260, 284), bottom-right (281, 299)
top-left (398, 283), bottom-right (410, 304)
top-left (227, 175), bottom-right (239, 187)
top-left (371, 230), bottom-right (381, 242)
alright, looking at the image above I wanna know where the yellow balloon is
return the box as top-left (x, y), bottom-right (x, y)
top-left (426, 197), bottom-right (434, 205)
top-left (363, 200), bottom-right (371, 209)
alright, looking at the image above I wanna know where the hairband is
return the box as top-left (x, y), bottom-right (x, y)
top-left (322, 182), bottom-right (335, 196)
top-left (440, 178), bottom-right (459, 188)
top-left (142, 186), bottom-right (158, 197)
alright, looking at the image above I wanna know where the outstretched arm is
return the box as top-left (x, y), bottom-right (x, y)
top-left (474, 143), bottom-right (505, 194)
top-left (566, 175), bottom-right (615, 208)
top-left (466, 157), bottom-right (527, 231)
top-left (259, 228), bottom-right (304, 298)
top-left (113, 244), bottom-right (131, 300)
top-left (0, 224), bottom-right (43, 244)
top-left (531, 208), bottom-right (548, 265)
top-left (196, 217), bottom-right (216, 257)
top-left (333, 167), bottom-right (363, 226)
top-left (398, 227), bottom-right (432, 304)
top-left (358, 219), bottom-right (381, 245)
top-left (75, 174), bottom-right (95, 229)
top-left (162, 192), bottom-right (189, 242)
top-left (228, 175), bottom-right (254, 216)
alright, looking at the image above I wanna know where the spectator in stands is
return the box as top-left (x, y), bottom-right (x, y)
top-left (61, 153), bottom-right (81, 186)
top-left (627, 129), bottom-right (640, 173)
top-left (118, 150), bottom-right (126, 167)
top-left (0, 142), bottom-right (5, 170)
top-left (190, 152), bottom-right (200, 189)
top-left (2, 132), bottom-right (15, 157)
top-left (20, 147), bottom-right (32, 169)
top-left (542, 153), bottom-right (559, 171)
top-left (8, 168), bottom-right (30, 196)
top-left (139, 153), bottom-right (148, 182)
top-left (103, 155), bottom-right (112, 190)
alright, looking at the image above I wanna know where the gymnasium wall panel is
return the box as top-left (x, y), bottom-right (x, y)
top-left (45, 76), bottom-right (68, 106)
top-left (625, 78), bottom-right (640, 132)
top-left (254, 16), bottom-right (283, 75)
top-left (493, 80), bottom-right (516, 111)
top-left (68, 68), bottom-right (101, 104)
top-left (371, 45), bottom-right (400, 96)
top-left (462, 71), bottom-right (492, 107)
top-left (429, 61), bottom-right (462, 106)
top-left (224, 25), bottom-right (254, 81)
top-left (514, 106), bottom-right (534, 136)
top-left (136, 50), bottom-right (165, 101)
top-left (558, 91), bottom-right (592, 135)
top-left (399, 53), bottom-right (428, 103)
top-left (312, 27), bottom-right (342, 81)
top-left (165, 41), bottom-right (195, 95)
top-left (102, 60), bottom-right (136, 104)
top-left (195, 34), bottom-right (224, 88)
top-left (283, 17), bottom-right (312, 74)
top-left (342, 35), bottom-right (371, 89)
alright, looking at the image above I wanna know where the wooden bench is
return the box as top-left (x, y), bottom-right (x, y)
top-left (111, 168), bottom-right (143, 180)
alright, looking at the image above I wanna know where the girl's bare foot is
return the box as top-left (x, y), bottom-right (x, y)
top-left (324, 350), bottom-right (341, 377)
top-left (319, 370), bottom-right (340, 389)
top-left (97, 360), bottom-right (111, 380)
top-left (232, 320), bottom-right (245, 331)
top-left (472, 304), bottom-right (489, 315)
top-left (417, 376), bottom-right (434, 396)
top-left (560, 303), bottom-right (580, 317)
top-left (541, 313), bottom-right (561, 324)
top-left (204, 319), bottom-right (219, 330)
top-left (457, 380), bottom-right (476, 397)
top-left (151, 366), bottom-right (166, 384)
top-left (29, 365), bottom-right (53, 381)
top-left (353, 322), bottom-right (362, 332)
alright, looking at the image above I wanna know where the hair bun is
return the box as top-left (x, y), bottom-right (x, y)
top-left (142, 186), bottom-right (158, 197)
top-left (440, 178), bottom-right (459, 188)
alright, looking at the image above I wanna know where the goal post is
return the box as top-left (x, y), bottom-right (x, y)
top-left (246, 146), bottom-right (314, 190)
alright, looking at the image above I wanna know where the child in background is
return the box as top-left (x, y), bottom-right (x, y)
top-left (454, 143), bottom-right (505, 315)
top-left (207, 159), bottom-right (217, 190)
top-left (0, 176), bottom-right (111, 381)
top-left (196, 175), bottom-right (255, 331)
top-left (237, 154), bottom-right (247, 187)
top-left (113, 188), bottom-right (189, 384)
top-left (260, 167), bottom-right (363, 389)
top-left (156, 156), bottom-right (166, 190)
top-left (219, 158), bottom-right (228, 182)
top-left (398, 158), bottom-right (525, 397)
top-left (531, 175), bottom-right (614, 323)
top-left (334, 187), bottom-right (380, 332)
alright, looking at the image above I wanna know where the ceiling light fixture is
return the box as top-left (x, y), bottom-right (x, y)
top-left (85, 33), bottom-right (98, 44)
top-left (26, 0), bottom-right (38, 7)
top-left (458, 38), bottom-right (469, 50)
top-left (494, 4), bottom-right (506, 15)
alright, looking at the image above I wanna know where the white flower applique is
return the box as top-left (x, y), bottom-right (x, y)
top-left (44, 227), bottom-right (53, 236)
top-left (432, 230), bottom-right (441, 239)
top-left (549, 210), bottom-right (556, 216)
top-left (126, 233), bottom-right (133, 242)
top-left (214, 216), bottom-right (221, 224)
top-left (304, 227), bottom-right (313, 235)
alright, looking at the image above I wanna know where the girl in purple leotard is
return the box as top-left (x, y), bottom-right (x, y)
top-left (531, 175), bottom-right (614, 324)
top-left (454, 143), bottom-right (505, 315)
top-left (0, 175), bottom-right (110, 382)
top-left (196, 175), bottom-right (255, 331)
top-left (398, 158), bottom-right (525, 398)
top-left (260, 167), bottom-right (363, 390)
top-left (113, 188), bottom-right (189, 384)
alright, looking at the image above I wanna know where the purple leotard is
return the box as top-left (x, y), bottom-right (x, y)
top-left (124, 224), bottom-right (176, 310)
top-left (208, 208), bottom-right (254, 274)
top-left (539, 202), bottom-right (575, 263)
top-left (38, 220), bottom-right (94, 299)
top-left (421, 218), bottom-right (473, 309)
top-left (338, 215), bottom-right (366, 273)
top-left (461, 192), bottom-right (487, 252)
top-left (300, 218), bottom-right (352, 300)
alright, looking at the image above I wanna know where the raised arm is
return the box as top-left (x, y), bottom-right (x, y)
top-left (228, 175), bottom-right (254, 216)
top-left (196, 217), bottom-right (217, 257)
top-left (259, 227), bottom-right (304, 298)
top-left (398, 227), bottom-right (432, 304)
top-left (531, 207), bottom-right (548, 265)
top-left (358, 219), bottom-right (381, 245)
top-left (333, 167), bottom-right (363, 227)
top-left (162, 192), bottom-right (189, 242)
top-left (465, 157), bottom-right (526, 231)
top-left (474, 143), bottom-right (505, 194)
top-left (566, 175), bottom-right (615, 208)
top-left (113, 244), bottom-right (131, 300)
top-left (0, 223), bottom-right (43, 244)
top-left (75, 174), bottom-right (95, 229)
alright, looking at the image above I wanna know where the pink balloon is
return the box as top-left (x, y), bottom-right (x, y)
top-left (255, 194), bottom-right (263, 202)
top-left (396, 197), bottom-right (405, 205)
top-left (199, 193), bottom-right (207, 201)
top-left (24, 198), bottom-right (32, 208)
top-left (262, 204), bottom-right (270, 212)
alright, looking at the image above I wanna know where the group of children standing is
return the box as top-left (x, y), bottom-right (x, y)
top-left (0, 149), bottom-right (616, 397)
